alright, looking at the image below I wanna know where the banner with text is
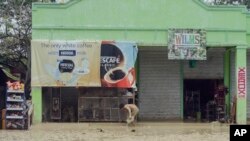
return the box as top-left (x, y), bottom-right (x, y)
top-left (168, 29), bottom-right (206, 60)
top-left (31, 40), bottom-right (138, 88)
top-left (31, 40), bottom-right (101, 87)
top-left (100, 41), bottom-right (138, 88)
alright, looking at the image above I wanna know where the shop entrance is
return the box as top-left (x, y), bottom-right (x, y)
top-left (183, 79), bottom-right (223, 122)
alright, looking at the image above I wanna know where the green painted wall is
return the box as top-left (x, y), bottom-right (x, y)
top-left (32, 0), bottom-right (247, 46)
top-left (32, 87), bottom-right (42, 123)
top-left (246, 15), bottom-right (250, 45)
top-left (235, 46), bottom-right (247, 124)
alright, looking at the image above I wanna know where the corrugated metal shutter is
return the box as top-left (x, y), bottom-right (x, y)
top-left (184, 48), bottom-right (225, 79)
top-left (230, 51), bottom-right (236, 106)
top-left (138, 47), bottom-right (181, 120)
top-left (230, 51), bottom-right (250, 118)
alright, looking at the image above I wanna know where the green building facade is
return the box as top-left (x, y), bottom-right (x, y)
top-left (32, 0), bottom-right (250, 124)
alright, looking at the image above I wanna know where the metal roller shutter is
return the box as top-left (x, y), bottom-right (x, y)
top-left (230, 51), bottom-right (236, 111)
top-left (138, 47), bottom-right (181, 120)
top-left (184, 48), bottom-right (225, 79)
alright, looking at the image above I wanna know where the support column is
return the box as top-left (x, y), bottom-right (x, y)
top-left (235, 46), bottom-right (247, 124)
top-left (224, 49), bottom-right (230, 116)
top-left (32, 87), bottom-right (42, 123)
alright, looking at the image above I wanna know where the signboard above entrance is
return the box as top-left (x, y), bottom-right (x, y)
top-left (31, 40), bottom-right (138, 88)
top-left (168, 29), bottom-right (206, 60)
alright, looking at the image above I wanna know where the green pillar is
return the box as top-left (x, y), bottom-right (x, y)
top-left (235, 46), bottom-right (247, 124)
top-left (32, 87), bottom-right (42, 123)
top-left (224, 49), bottom-right (230, 116)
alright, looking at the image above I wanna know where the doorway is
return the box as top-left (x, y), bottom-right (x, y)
top-left (183, 79), bottom-right (223, 122)
top-left (42, 87), bottom-right (78, 122)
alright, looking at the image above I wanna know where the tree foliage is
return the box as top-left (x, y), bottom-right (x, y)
top-left (204, 0), bottom-right (250, 9)
top-left (0, 0), bottom-right (38, 95)
top-left (0, 0), bottom-right (31, 68)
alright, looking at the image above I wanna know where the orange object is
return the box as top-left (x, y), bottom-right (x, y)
top-left (6, 81), bottom-right (24, 90)
top-left (2, 109), bottom-right (6, 129)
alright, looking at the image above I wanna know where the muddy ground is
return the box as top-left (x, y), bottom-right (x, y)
top-left (0, 122), bottom-right (229, 141)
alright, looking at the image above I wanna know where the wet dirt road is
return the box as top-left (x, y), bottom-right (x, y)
top-left (0, 122), bottom-right (229, 141)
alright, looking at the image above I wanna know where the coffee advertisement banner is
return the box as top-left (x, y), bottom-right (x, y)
top-left (100, 41), bottom-right (138, 88)
top-left (31, 40), bottom-right (138, 88)
top-left (168, 29), bottom-right (206, 60)
top-left (31, 40), bottom-right (102, 87)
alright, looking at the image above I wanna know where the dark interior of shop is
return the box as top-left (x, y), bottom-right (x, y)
top-left (0, 70), bottom-right (8, 129)
top-left (42, 87), bottom-right (78, 122)
top-left (184, 79), bottom-right (224, 122)
top-left (42, 87), bottom-right (135, 122)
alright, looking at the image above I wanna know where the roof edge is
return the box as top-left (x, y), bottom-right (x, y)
top-left (193, 0), bottom-right (247, 12)
top-left (32, 0), bottom-right (81, 10)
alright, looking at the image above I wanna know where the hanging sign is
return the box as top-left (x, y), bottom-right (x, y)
top-left (168, 29), bottom-right (206, 60)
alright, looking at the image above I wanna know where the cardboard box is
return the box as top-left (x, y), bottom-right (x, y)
top-left (2, 119), bottom-right (5, 129)
top-left (2, 109), bottom-right (6, 129)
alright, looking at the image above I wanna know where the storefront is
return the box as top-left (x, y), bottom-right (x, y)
top-left (31, 40), bottom-right (138, 122)
top-left (32, 0), bottom-right (250, 124)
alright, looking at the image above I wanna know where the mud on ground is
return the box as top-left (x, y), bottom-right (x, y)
top-left (0, 122), bottom-right (229, 141)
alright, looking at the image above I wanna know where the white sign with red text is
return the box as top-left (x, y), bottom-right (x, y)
top-left (237, 67), bottom-right (246, 98)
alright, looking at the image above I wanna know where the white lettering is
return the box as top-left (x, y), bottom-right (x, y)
top-left (101, 56), bottom-right (120, 64)
top-left (60, 63), bottom-right (73, 68)
top-left (234, 129), bottom-right (241, 136)
top-left (234, 129), bottom-right (247, 136)
top-left (61, 52), bottom-right (74, 55)
top-left (242, 129), bottom-right (247, 135)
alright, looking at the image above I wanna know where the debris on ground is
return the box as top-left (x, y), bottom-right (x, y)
top-left (97, 128), bottom-right (104, 133)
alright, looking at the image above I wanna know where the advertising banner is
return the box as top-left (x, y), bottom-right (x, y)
top-left (31, 40), bottom-right (102, 87)
top-left (100, 41), bottom-right (138, 88)
top-left (31, 40), bottom-right (138, 88)
top-left (168, 29), bottom-right (206, 60)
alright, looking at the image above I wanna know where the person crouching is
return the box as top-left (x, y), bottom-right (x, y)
top-left (119, 103), bottom-right (139, 126)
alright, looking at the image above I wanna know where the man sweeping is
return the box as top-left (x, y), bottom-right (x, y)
top-left (119, 103), bottom-right (139, 126)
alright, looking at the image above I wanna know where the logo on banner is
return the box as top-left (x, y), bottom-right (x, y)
top-left (58, 60), bottom-right (75, 73)
top-left (100, 43), bottom-right (124, 77)
top-left (100, 42), bottom-right (136, 88)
